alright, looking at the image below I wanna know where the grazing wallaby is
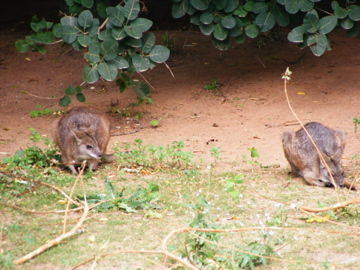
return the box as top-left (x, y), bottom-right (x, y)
top-left (54, 107), bottom-right (112, 174)
top-left (282, 122), bottom-right (345, 188)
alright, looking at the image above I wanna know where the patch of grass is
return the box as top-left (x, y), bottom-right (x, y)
top-left (113, 139), bottom-right (194, 170)
top-left (203, 79), bottom-right (220, 91)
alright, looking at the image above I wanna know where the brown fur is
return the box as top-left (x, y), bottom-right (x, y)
top-left (282, 122), bottom-right (345, 187)
top-left (53, 106), bottom-right (111, 174)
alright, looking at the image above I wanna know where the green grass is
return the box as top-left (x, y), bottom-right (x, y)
top-left (1, 138), bottom-right (360, 269)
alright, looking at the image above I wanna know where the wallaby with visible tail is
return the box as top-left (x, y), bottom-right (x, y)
top-left (53, 106), bottom-right (112, 174)
top-left (282, 122), bottom-right (345, 188)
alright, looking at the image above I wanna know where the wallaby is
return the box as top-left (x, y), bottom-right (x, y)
top-left (282, 122), bottom-right (345, 188)
top-left (53, 106), bottom-right (112, 175)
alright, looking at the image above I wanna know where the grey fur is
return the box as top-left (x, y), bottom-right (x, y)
top-left (53, 107), bottom-right (111, 174)
top-left (282, 122), bottom-right (345, 187)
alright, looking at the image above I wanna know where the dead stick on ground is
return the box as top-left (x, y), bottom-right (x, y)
top-left (13, 200), bottom-right (89, 265)
top-left (282, 67), bottom-right (340, 202)
top-left (64, 162), bottom-right (86, 233)
top-left (300, 199), bottom-right (360, 213)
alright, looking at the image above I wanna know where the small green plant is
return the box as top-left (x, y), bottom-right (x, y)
top-left (0, 253), bottom-right (14, 269)
top-left (29, 105), bottom-right (57, 118)
top-left (224, 174), bottom-right (244, 200)
top-left (77, 179), bottom-right (160, 213)
top-left (113, 139), bottom-right (193, 170)
top-left (353, 117), bottom-right (360, 133)
top-left (210, 146), bottom-right (221, 162)
top-left (203, 79), bottom-right (220, 91)
top-left (161, 31), bottom-right (176, 52)
top-left (149, 119), bottom-right (160, 128)
top-left (2, 129), bottom-right (60, 170)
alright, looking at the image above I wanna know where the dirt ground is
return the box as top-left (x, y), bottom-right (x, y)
top-left (1, 28), bottom-right (360, 170)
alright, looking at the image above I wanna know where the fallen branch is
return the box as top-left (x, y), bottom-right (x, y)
top-left (13, 200), bottom-right (89, 265)
top-left (299, 199), bottom-right (360, 213)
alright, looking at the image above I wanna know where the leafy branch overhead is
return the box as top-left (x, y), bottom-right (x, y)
top-left (15, 0), bottom-right (170, 105)
top-left (171, 0), bottom-right (360, 56)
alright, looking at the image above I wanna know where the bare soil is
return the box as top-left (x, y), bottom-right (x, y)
top-left (1, 29), bottom-right (360, 170)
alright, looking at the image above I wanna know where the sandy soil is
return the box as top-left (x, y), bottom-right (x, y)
top-left (1, 28), bottom-right (360, 170)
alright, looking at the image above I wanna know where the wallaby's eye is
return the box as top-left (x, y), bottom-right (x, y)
top-left (86, 145), bottom-right (93, 150)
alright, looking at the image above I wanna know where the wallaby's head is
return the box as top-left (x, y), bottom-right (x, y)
top-left (72, 130), bottom-right (102, 161)
top-left (320, 159), bottom-right (345, 188)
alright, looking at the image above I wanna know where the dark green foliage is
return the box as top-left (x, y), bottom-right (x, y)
top-left (171, 0), bottom-right (360, 56)
top-left (16, 0), bottom-right (170, 106)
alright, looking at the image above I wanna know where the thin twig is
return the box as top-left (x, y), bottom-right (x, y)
top-left (300, 199), bottom-right (360, 213)
top-left (316, 8), bottom-right (333, 16)
top-left (13, 200), bottom-right (89, 265)
top-left (21, 90), bottom-right (59, 100)
top-left (98, 18), bottom-right (109, 34)
top-left (282, 68), bottom-right (340, 202)
top-left (63, 162), bottom-right (86, 233)
top-left (164, 62), bottom-right (175, 78)
top-left (137, 71), bottom-right (155, 90)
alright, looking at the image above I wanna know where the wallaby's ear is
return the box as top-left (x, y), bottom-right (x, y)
top-left (70, 129), bottom-right (82, 145)
top-left (281, 131), bottom-right (293, 145)
top-left (335, 129), bottom-right (345, 148)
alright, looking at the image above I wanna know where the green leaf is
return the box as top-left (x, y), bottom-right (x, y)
top-left (101, 39), bottom-right (118, 61)
top-left (200, 12), bottom-right (214, 24)
top-left (125, 37), bottom-right (142, 48)
top-left (83, 65), bottom-right (99, 83)
top-left (211, 36), bottom-right (231, 50)
top-left (349, 5), bottom-right (360, 21)
top-left (303, 13), bottom-right (319, 33)
top-left (107, 6), bottom-right (125, 27)
top-left (124, 24), bottom-right (142, 39)
top-left (125, 18), bottom-right (153, 38)
top-left (61, 25), bottom-right (79, 43)
top-left (172, 0), bottom-right (189, 18)
top-left (255, 12), bottom-right (276, 32)
top-left (134, 82), bottom-right (150, 97)
top-left (98, 62), bottom-right (118, 81)
top-left (253, 2), bottom-right (268, 14)
top-left (96, 2), bottom-right (108, 19)
top-left (80, 0), bottom-right (93, 8)
top-left (15, 39), bottom-right (31, 53)
top-left (273, 5), bottom-right (289, 27)
top-left (200, 23), bottom-right (214, 35)
top-left (122, 0), bottom-right (140, 20)
top-left (221, 15), bottom-right (236, 29)
top-left (59, 95), bottom-right (71, 107)
top-left (340, 18), bottom-right (354, 30)
top-left (53, 23), bottom-right (63, 38)
top-left (76, 92), bottom-right (86, 102)
top-left (347, 23), bottom-right (359, 37)
top-left (332, 1), bottom-right (348, 19)
top-left (190, 15), bottom-right (201, 25)
top-left (30, 32), bottom-right (55, 43)
top-left (78, 10), bottom-right (93, 29)
top-left (224, 0), bottom-right (239, 12)
top-left (142, 32), bottom-right (156, 53)
top-left (309, 34), bottom-right (328, 56)
top-left (75, 86), bottom-right (82, 93)
top-left (84, 43), bottom-right (101, 63)
top-left (190, 0), bottom-right (209, 11)
top-left (243, 1), bottom-right (254, 12)
top-left (109, 56), bottom-right (129, 69)
top-left (78, 34), bottom-right (91, 47)
top-left (287, 25), bottom-right (305, 43)
top-left (65, 85), bottom-right (76, 95)
top-left (244, 24), bottom-right (259, 38)
top-left (235, 34), bottom-right (246, 44)
top-left (229, 25), bottom-right (243, 37)
top-left (234, 7), bottom-right (248, 17)
top-left (214, 0), bottom-right (228, 10)
top-left (112, 28), bottom-right (127, 40)
top-left (132, 54), bottom-right (151, 71)
top-left (318, 16), bottom-right (338, 35)
top-left (60, 16), bottom-right (77, 26)
top-left (285, 0), bottom-right (300, 14)
top-left (213, 23), bottom-right (228, 40)
top-left (299, 0), bottom-right (314, 12)
top-left (149, 45), bottom-right (170, 63)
